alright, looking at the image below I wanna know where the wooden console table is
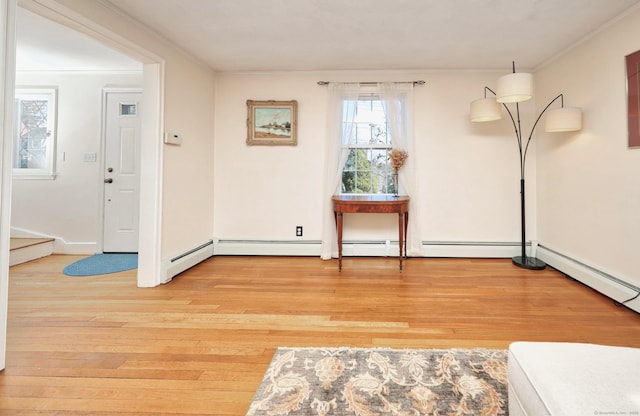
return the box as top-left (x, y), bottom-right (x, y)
top-left (332, 195), bottom-right (409, 271)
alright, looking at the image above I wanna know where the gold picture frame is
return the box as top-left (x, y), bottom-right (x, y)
top-left (246, 100), bottom-right (297, 146)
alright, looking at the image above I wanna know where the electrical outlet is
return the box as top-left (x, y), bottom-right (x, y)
top-left (296, 226), bottom-right (303, 237)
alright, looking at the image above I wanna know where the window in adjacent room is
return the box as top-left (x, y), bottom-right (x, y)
top-left (13, 87), bottom-right (58, 179)
top-left (341, 96), bottom-right (396, 195)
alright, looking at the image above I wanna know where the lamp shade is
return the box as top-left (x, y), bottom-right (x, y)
top-left (470, 97), bottom-right (502, 122)
top-left (496, 72), bottom-right (533, 103)
top-left (545, 107), bottom-right (582, 132)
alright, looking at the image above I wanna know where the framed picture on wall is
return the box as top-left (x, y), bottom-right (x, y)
top-left (246, 100), bottom-right (297, 146)
top-left (626, 49), bottom-right (640, 148)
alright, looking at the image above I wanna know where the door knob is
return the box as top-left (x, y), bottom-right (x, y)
top-left (104, 178), bottom-right (113, 183)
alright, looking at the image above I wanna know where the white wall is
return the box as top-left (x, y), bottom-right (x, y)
top-left (536, 7), bottom-right (640, 289)
top-left (213, 73), bottom-right (327, 242)
top-left (420, 72), bottom-right (537, 245)
top-left (50, 0), bottom-right (217, 262)
top-left (12, 71), bottom-right (142, 252)
top-left (214, 71), bottom-right (534, 252)
top-left (161, 58), bottom-right (215, 258)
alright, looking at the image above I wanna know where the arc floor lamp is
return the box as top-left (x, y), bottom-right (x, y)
top-left (470, 62), bottom-right (582, 270)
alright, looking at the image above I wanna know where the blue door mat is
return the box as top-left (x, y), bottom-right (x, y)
top-left (63, 253), bottom-right (138, 276)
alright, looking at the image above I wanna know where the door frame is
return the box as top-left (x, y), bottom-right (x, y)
top-left (0, 0), bottom-right (17, 370)
top-left (100, 87), bottom-right (142, 254)
top-left (9, 0), bottom-right (166, 289)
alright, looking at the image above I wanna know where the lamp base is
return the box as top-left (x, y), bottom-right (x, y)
top-left (512, 256), bottom-right (546, 270)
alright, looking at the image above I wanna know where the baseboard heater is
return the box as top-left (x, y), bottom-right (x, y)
top-left (161, 239), bottom-right (215, 283)
top-left (422, 240), bottom-right (523, 258)
top-left (537, 245), bottom-right (640, 313)
top-left (214, 239), bottom-right (322, 256)
top-left (214, 239), bottom-right (527, 258)
top-left (214, 239), bottom-right (406, 257)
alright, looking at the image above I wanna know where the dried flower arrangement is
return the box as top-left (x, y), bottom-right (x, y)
top-left (390, 148), bottom-right (409, 173)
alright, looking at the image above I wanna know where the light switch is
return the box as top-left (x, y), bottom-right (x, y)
top-left (83, 152), bottom-right (97, 162)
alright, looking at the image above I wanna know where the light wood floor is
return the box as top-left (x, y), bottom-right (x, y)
top-left (2, 255), bottom-right (639, 415)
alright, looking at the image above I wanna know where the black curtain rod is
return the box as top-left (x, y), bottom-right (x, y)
top-left (317, 80), bottom-right (425, 86)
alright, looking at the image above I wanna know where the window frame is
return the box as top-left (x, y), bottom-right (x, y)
top-left (341, 93), bottom-right (396, 196)
top-left (13, 86), bottom-right (58, 180)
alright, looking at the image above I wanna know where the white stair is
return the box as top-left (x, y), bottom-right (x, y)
top-left (10, 238), bottom-right (55, 266)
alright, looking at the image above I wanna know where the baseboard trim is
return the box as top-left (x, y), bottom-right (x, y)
top-left (53, 241), bottom-right (97, 255)
top-left (10, 227), bottom-right (46, 239)
top-left (10, 227), bottom-right (96, 254)
top-left (537, 245), bottom-right (640, 313)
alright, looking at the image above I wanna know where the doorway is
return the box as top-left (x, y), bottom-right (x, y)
top-left (11, 2), bottom-right (164, 286)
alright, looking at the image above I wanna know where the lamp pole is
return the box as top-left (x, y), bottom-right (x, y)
top-left (502, 92), bottom-right (565, 270)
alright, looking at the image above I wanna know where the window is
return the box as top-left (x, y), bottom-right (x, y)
top-left (341, 97), bottom-right (396, 195)
top-left (13, 87), bottom-right (58, 179)
top-left (120, 103), bottom-right (137, 116)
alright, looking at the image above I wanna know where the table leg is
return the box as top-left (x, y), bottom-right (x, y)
top-left (398, 212), bottom-right (405, 271)
top-left (336, 211), bottom-right (343, 271)
top-left (404, 212), bottom-right (409, 260)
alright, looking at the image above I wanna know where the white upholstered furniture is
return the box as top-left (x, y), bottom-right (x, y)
top-left (508, 342), bottom-right (640, 415)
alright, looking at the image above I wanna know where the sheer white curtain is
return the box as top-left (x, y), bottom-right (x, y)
top-left (321, 83), bottom-right (360, 260)
top-left (380, 82), bottom-right (423, 256)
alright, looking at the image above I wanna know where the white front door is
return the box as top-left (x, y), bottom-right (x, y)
top-left (103, 90), bottom-right (142, 253)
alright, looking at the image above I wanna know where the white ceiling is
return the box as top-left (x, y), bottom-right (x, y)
top-left (16, 7), bottom-right (142, 71)
top-left (17, 0), bottom-right (640, 72)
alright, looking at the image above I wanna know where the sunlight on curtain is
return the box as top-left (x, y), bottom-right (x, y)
top-left (380, 82), bottom-right (423, 256)
top-left (321, 83), bottom-right (360, 260)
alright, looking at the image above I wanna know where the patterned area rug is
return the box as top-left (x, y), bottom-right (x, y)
top-left (247, 347), bottom-right (508, 416)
